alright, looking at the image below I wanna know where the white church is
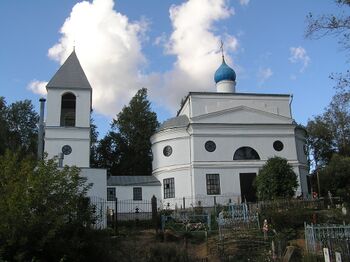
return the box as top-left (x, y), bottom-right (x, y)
top-left (41, 50), bottom-right (309, 208)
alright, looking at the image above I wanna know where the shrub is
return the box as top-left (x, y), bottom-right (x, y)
top-left (255, 157), bottom-right (298, 200)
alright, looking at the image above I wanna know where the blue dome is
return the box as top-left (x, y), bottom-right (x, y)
top-left (214, 59), bottom-right (236, 83)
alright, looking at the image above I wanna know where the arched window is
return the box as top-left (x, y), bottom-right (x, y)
top-left (60, 93), bottom-right (76, 126)
top-left (233, 147), bottom-right (260, 160)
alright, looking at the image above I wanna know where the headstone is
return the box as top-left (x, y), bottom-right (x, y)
top-left (323, 248), bottom-right (330, 262)
top-left (282, 246), bottom-right (295, 262)
top-left (335, 252), bottom-right (342, 262)
top-left (342, 205), bottom-right (347, 215)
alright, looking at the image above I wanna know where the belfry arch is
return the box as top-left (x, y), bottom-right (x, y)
top-left (60, 92), bottom-right (76, 127)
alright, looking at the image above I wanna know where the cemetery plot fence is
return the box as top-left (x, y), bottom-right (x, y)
top-left (159, 194), bottom-right (241, 210)
top-left (256, 198), bottom-right (326, 211)
top-left (305, 223), bottom-right (350, 261)
top-left (218, 203), bottom-right (259, 238)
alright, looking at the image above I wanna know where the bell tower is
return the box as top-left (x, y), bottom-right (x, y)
top-left (44, 50), bottom-right (91, 167)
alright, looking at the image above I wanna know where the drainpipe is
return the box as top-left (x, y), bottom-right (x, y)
top-left (37, 98), bottom-right (46, 160)
top-left (58, 153), bottom-right (64, 168)
top-left (186, 95), bottom-right (194, 207)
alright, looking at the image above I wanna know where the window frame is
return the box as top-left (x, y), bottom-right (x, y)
top-left (107, 187), bottom-right (116, 201)
top-left (163, 178), bottom-right (175, 199)
top-left (60, 92), bottom-right (76, 127)
top-left (133, 187), bottom-right (142, 201)
top-left (206, 174), bottom-right (221, 195)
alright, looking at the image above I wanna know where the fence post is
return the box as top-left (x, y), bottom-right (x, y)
top-left (114, 197), bottom-right (118, 235)
top-left (214, 196), bottom-right (217, 214)
top-left (304, 222), bottom-right (308, 252)
top-left (151, 195), bottom-right (158, 233)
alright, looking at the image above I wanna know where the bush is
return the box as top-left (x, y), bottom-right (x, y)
top-left (255, 157), bottom-right (298, 200)
top-left (0, 151), bottom-right (115, 261)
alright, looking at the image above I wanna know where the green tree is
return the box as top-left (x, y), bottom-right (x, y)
top-left (96, 88), bottom-right (159, 176)
top-left (307, 92), bottom-right (350, 166)
top-left (0, 151), bottom-right (102, 261)
top-left (318, 154), bottom-right (350, 202)
top-left (255, 157), bottom-right (298, 200)
top-left (90, 116), bottom-right (99, 167)
top-left (0, 97), bottom-right (8, 155)
top-left (0, 98), bottom-right (39, 157)
top-left (306, 116), bottom-right (334, 166)
top-left (306, 0), bottom-right (350, 89)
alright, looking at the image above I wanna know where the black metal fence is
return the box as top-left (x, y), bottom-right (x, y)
top-left (89, 196), bottom-right (159, 229)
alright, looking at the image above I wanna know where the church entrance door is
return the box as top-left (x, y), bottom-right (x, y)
top-left (239, 173), bottom-right (257, 202)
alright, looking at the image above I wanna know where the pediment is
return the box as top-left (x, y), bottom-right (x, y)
top-left (191, 106), bottom-right (293, 124)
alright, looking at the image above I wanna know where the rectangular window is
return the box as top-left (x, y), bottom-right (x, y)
top-left (163, 178), bottom-right (175, 199)
top-left (206, 174), bottom-right (220, 195)
top-left (133, 187), bottom-right (142, 201)
top-left (107, 187), bottom-right (116, 201)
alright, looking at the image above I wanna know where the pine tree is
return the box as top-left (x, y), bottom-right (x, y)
top-left (96, 88), bottom-right (159, 176)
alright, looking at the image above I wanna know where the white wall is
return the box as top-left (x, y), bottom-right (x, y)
top-left (189, 93), bottom-right (291, 118)
top-left (46, 88), bottom-right (91, 127)
top-left (112, 185), bottom-right (161, 201)
top-left (45, 87), bottom-right (91, 167)
top-left (45, 127), bottom-right (90, 167)
top-left (151, 129), bottom-right (190, 171)
top-left (154, 167), bottom-right (193, 209)
top-left (190, 131), bottom-right (298, 162)
top-left (80, 168), bottom-right (107, 199)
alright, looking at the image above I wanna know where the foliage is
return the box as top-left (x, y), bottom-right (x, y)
top-left (318, 154), bottom-right (350, 201)
top-left (307, 92), bottom-right (350, 166)
top-left (305, 0), bottom-right (350, 89)
top-left (0, 97), bottom-right (7, 155)
top-left (255, 157), bottom-right (298, 200)
top-left (0, 151), bottom-right (114, 261)
top-left (177, 95), bottom-right (188, 115)
top-left (96, 88), bottom-right (159, 175)
top-left (0, 97), bottom-right (38, 157)
top-left (260, 207), bottom-right (313, 233)
top-left (306, 116), bottom-right (334, 166)
top-left (90, 116), bottom-right (99, 167)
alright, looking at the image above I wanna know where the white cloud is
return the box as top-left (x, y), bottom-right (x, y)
top-left (27, 80), bottom-right (47, 95)
top-left (147, 0), bottom-right (238, 112)
top-left (289, 46), bottom-right (310, 72)
top-left (239, 0), bottom-right (250, 6)
top-left (153, 32), bottom-right (167, 46)
top-left (47, 0), bottom-right (147, 117)
top-left (257, 67), bottom-right (273, 83)
top-left (29, 0), bottom-right (239, 116)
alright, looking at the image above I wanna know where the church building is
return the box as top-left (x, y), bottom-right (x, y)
top-left (150, 54), bottom-right (309, 208)
top-left (41, 49), bottom-right (308, 207)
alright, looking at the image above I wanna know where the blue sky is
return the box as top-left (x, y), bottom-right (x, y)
top-left (0, 0), bottom-right (348, 137)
